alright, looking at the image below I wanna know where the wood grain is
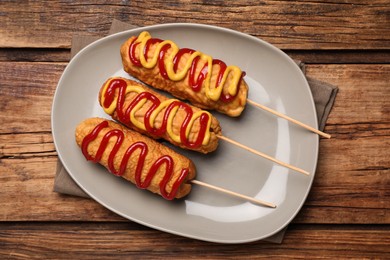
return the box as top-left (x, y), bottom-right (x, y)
top-left (1, 62), bottom-right (389, 133)
top-left (0, 223), bottom-right (388, 258)
top-left (1, 1), bottom-right (389, 257)
top-left (0, 1), bottom-right (389, 49)
top-left (307, 64), bottom-right (390, 126)
top-left (0, 155), bottom-right (390, 224)
top-left (0, 62), bottom-right (63, 133)
top-left (2, 49), bottom-right (390, 64)
top-left (0, 62), bottom-right (388, 223)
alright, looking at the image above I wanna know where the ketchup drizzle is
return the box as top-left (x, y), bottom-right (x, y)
top-left (81, 120), bottom-right (189, 200)
top-left (128, 36), bottom-right (245, 103)
top-left (129, 38), bottom-right (141, 66)
top-left (103, 78), bottom-right (210, 149)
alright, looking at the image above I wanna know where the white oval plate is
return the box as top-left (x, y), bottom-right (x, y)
top-left (52, 23), bottom-right (318, 243)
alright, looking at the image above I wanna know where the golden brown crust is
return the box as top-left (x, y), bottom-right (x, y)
top-left (75, 117), bottom-right (196, 199)
top-left (99, 77), bottom-right (221, 154)
top-left (120, 36), bottom-right (248, 117)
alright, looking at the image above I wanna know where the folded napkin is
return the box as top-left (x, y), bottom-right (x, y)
top-left (53, 19), bottom-right (338, 243)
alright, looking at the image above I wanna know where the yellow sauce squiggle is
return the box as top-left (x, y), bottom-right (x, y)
top-left (100, 78), bottom-right (212, 146)
top-left (132, 31), bottom-right (243, 102)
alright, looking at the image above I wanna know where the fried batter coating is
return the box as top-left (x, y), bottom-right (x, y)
top-left (75, 118), bottom-right (196, 199)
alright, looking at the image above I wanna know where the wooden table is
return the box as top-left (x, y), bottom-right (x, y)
top-left (1, 1), bottom-right (389, 258)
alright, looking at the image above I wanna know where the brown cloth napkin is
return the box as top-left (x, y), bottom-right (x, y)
top-left (53, 19), bottom-right (338, 243)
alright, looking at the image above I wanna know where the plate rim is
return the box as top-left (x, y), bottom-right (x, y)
top-left (51, 22), bottom-right (319, 243)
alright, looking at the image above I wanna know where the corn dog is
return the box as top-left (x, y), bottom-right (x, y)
top-left (120, 31), bottom-right (248, 117)
top-left (99, 77), bottom-right (222, 154)
top-left (75, 117), bottom-right (196, 199)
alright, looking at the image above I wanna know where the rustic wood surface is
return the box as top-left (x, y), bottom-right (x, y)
top-left (0, 0), bottom-right (389, 258)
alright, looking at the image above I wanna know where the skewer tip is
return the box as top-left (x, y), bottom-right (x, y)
top-left (300, 169), bottom-right (311, 176)
top-left (217, 135), bottom-right (310, 176)
top-left (247, 99), bottom-right (331, 139)
top-left (191, 180), bottom-right (276, 208)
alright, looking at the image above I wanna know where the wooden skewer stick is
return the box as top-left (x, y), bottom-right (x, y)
top-left (217, 135), bottom-right (310, 176)
top-left (247, 99), bottom-right (331, 139)
top-left (191, 180), bottom-right (276, 208)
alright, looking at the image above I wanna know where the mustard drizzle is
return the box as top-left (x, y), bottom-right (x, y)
top-left (133, 31), bottom-right (242, 102)
top-left (100, 79), bottom-right (212, 146)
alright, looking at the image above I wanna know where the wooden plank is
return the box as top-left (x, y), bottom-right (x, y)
top-left (287, 50), bottom-right (390, 64)
top-left (0, 48), bottom-right (70, 62)
top-left (0, 62), bottom-right (389, 133)
top-left (0, 62), bottom-right (64, 133)
top-left (0, 1), bottom-right (389, 49)
top-left (0, 142), bottom-right (388, 223)
top-left (294, 206), bottom-right (388, 224)
top-left (0, 223), bottom-right (388, 258)
top-left (0, 156), bottom-right (124, 222)
top-left (306, 64), bottom-right (390, 127)
top-left (0, 62), bottom-right (388, 222)
top-left (311, 138), bottom-right (390, 208)
top-left (1, 49), bottom-right (390, 64)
